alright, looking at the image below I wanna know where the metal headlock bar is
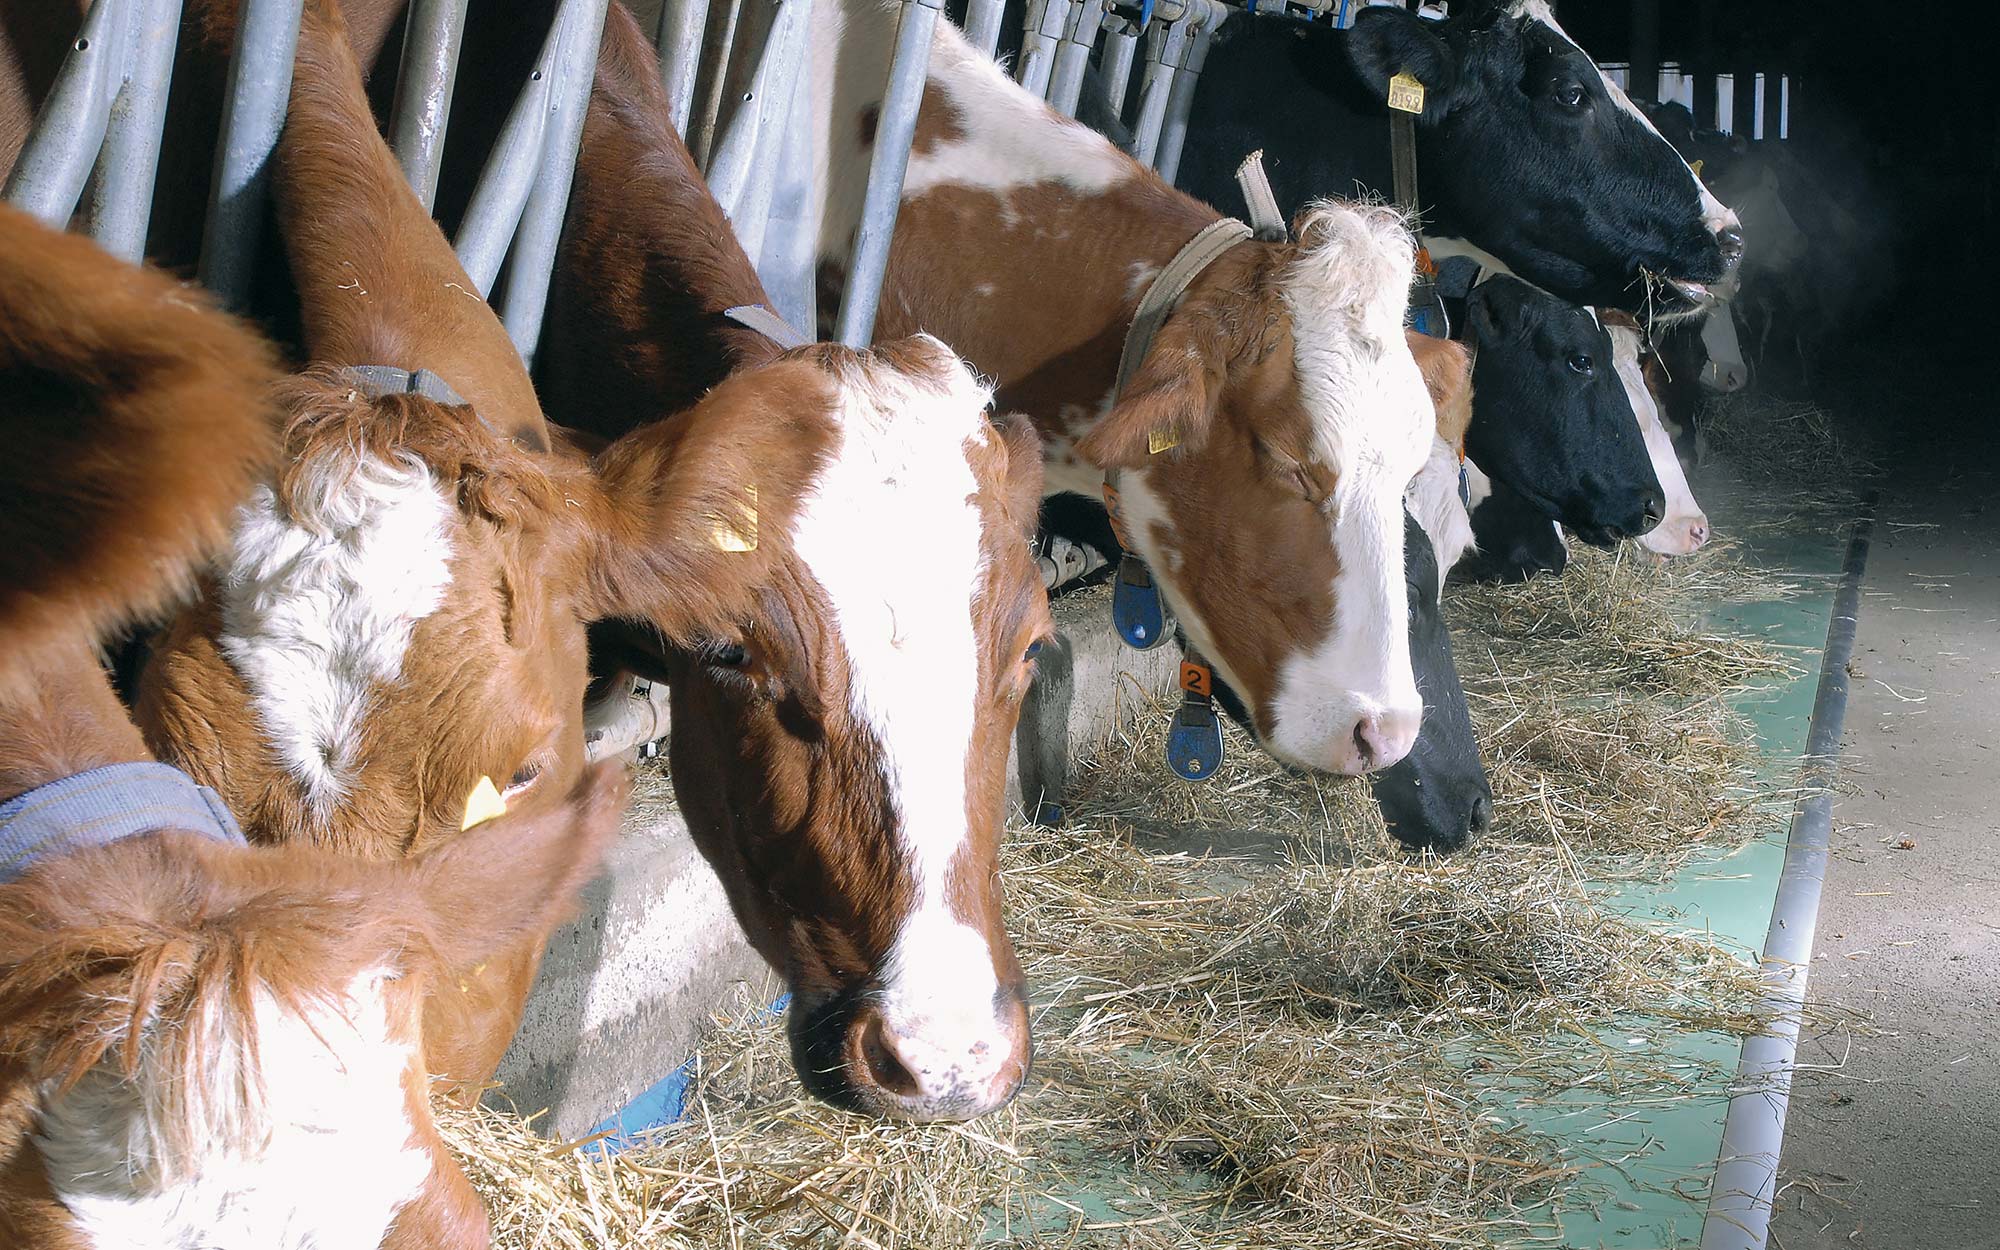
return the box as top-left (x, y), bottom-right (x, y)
top-left (4, 0), bottom-right (187, 263)
top-left (386, 0), bottom-right (471, 211)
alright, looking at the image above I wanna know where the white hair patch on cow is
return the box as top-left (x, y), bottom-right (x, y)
top-left (1608, 323), bottom-right (1710, 556)
top-left (1406, 437), bottom-right (1477, 588)
top-left (219, 452), bottom-right (455, 818)
top-left (1509, 0), bottom-right (1740, 241)
top-left (1261, 202), bottom-right (1432, 771)
top-left (38, 968), bottom-right (429, 1250)
top-left (789, 340), bottom-right (1012, 1094)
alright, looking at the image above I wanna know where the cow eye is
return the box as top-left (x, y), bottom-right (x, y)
top-left (1024, 640), bottom-right (1045, 663)
top-left (704, 642), bottom-right (748, 667)
top-left (506, 761), bottom-right (542, 792)
top-left (1555, 82), bottom-right (1586, 108)
top-left (1568, 353), bottom-right (1595, 376)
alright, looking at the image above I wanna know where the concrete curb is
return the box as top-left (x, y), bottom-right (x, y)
top-left (495, 581), bottom-right (1179, 1136)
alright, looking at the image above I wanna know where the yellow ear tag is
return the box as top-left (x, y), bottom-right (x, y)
top-left (1690, 157), bottom-right (1705, 179)
top-left (461, 775), bottom-right (507, 830)
top-left (1148, 426), bottom-right (1181, 455)
top-left (709, 483), bottom-right (759, 553)
top-left (1387, 71), bottom-right (1426, 115)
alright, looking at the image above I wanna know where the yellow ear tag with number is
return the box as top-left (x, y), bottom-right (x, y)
top-left (1148, 426), bottom-right (1181, 455)
top-left (709, 483), bottom-right (759, 553)
top-left (461, 775), bottom-right (507, 830)
top-left (1387, 71), bottom-right (1426, 115)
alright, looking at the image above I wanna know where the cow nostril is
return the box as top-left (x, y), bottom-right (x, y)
top-left (1717, 225), bottom-right (1745, 263)
top-left (857, 1013), bottom-right (922, 1099)
top-left (1469, 793), bottom-right (1494, 836)
top-left (1352, 720), bottom-right (1375, 769)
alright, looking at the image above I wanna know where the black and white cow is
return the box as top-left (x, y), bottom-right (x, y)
top-left (1461, 275), bottom-right (1662, 545)
top-left (1177, 0), bottom-right (1743, 313)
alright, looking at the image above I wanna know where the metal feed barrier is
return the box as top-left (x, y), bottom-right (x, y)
top-left (4, 0), bottom-right (1347, 709)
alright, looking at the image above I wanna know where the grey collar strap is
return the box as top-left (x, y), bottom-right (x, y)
top-left (722, 304), bottom-right (810, 350)
top-left (340, 364), bottom-right (468, 406)
top-left (1, 762), bottom-right (248, 885)
top-left (1116, 217), bottom-right (1255, 396)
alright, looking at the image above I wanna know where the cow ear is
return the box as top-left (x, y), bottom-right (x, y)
top-left (1073, 310), bottom-right (1227, 471)
top-left (578, 360), bottom-right (834, 639)
top-left (407, 762), bottom-right (630, 977)
top-left (995, 412), bottom-right (1047, 537)
top-left (1405, 331), bottom-right (1473, 450)
top-left (1346, 7), bottom-right (1459, 119)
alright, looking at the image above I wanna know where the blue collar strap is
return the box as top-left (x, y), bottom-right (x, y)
top-left (0, 762), bottom-right (248, 885)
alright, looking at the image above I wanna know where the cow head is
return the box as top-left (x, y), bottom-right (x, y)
top-left (1074, 202), bottom-right (1433, 776)
top-left (1603, 315), bottom-right (1711, 557)
top-left (644, 337), bottom-right (1050, 1124)
top-left (1462, 275), bottom-right (1663, 544)
top-left (1369, 332), bottom-right (1491, 852)
top-left (1458, 464), bottom-right (1570, 584)
top-left (1347, 0), bottom-right (1742, 311)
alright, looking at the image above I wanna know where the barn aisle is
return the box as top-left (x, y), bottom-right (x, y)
top-left (1769, 318), bottom-right (2000, 1248)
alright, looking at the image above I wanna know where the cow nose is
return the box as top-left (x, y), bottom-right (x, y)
top-left (1686, 518), bottom-right (1710, 550)
top-left (845, 1003), bottom-right (1026, 1122)
top-left (1641, 491), bottom-right (1665, 530)
top-left (1335, 705), bottom-right (1421, 775)
top-left (1716, 224), bottom-right (1745, 268)
top-left (1468, 792), bottom-right (1494, 837)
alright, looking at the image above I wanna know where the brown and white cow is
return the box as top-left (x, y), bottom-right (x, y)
top-left (539, 1), bottom-right (1051, 1122)
top-left (132, 0), bottom-right (839, 1091)
top-left (0, 201), bottom-right (625, 1250)
top-left (808, 0), bottom-right (1435, 777)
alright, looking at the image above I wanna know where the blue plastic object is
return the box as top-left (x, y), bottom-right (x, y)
top-left (1112, 554), bottom-right (1175, 650)
top-left (1166, 699), bottom-right (1224, 781)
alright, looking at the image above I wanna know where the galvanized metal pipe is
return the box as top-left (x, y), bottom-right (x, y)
top-left (386, 0), bottom-right (469, 210)
top-left (1014, 0), bottom-right (1066, 100)
top-left (1126, 16), bottom-right (1190, 167)
top-left (1096, 20), bottom-right (1137, 126)
top-left (198, 0), bottom-right (304, 312)
top-left (706, 0), bottom-right (811, 262)
top-left (960, 0), bottom-right (1005, 59)
top-left (1046, 0), bottom-right (1106, 118)
top-left (835, 0), bottom-right (942, 348)
top-left (756, 59), bottom-right (818, 331)
top-left (1152, 0), bottom-right (1223, 182)
top-left (3, 0), bottom-right (127, 229)
top-left (454, 10), bottom-right (565, 294)
top-left (654, 0), bottom-right (711, 134)
top-left (85, 0), bottom-right (184, 260)
top-left (500, 0), bottom-right (611, 365)
top-left (687, 0), bottom-right (744, 168)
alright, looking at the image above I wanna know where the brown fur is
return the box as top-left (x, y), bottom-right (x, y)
top-left (1407, 330), bottom-right (1474, 451)
top-left (0, 204), bottom-right (281, 705)
top-left (544, 16), bottom-right (1051, 1118)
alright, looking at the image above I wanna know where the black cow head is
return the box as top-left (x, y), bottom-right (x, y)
top-left (1461, 276), bottom-right (1662, 544)
top-left (1346, 0), bottom-right (1743, 310)
top-left (1369, 511), bottom-right (1491, 853)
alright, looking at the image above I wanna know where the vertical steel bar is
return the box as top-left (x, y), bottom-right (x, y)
top-left (1152, 1), bottom-right (1217, 183)
top-left (960, 0), bottom-right (1005, 59)
top-left (1097, 21), bottom-right (1137, 126)
top-left (84, 0), bottom-right (184, 261)
top-left (655, 0), bottom-right (712, 134)
top-left (454, 12), bottom-right (565, 294)
top-left (757, 53), bottom-right (818, 330)
top-left (3, 0), bottom-right (125, 228)
top-left (706, 0), bottom-right (811, 261)
top-left (198, 0), bottom-right (304, 312)
top-left (1047, 0), bottom-right (1106, 118)
top-left (835, 0), bottom-right (941, 348)
top-left (1015, 0), bottom-right (1065, 99)
top-left (387, 0), bottom-right (470, 210)
top-left (501, 0), bottom-right (612, 365)
top-left (1126, 18), bottom-right (1187, 167)
top-left (688, 0), bottom-right (744, 168)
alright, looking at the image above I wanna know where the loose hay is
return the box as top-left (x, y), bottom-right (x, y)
top-left (437, 532), bottom-right (1800, 1247)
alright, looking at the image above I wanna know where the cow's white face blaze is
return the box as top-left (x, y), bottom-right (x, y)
top-left (1607, 323), bottom-right (1710, 557)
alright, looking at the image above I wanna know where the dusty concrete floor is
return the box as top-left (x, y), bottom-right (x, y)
top-left (1767, 345), bottom-right (2000, 1249)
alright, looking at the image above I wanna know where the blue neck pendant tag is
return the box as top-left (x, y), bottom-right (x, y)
top-left (1167, 658), bottom-right (1224, 782)
top-left (1112, 555), bottom-right (1175, 651)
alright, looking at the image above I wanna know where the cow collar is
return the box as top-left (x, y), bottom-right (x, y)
top-left (0, 762), bottom-right (248, 886)
top-left (339, 364), bottom-right (467, 406)
top-left (722, 304), bottom-right (810, 350)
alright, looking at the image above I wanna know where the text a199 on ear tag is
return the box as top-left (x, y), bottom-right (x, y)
top-left (1387, 71), bottom-right (1426, 115)
top-left (710, 483), bottom-right (759, 552)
